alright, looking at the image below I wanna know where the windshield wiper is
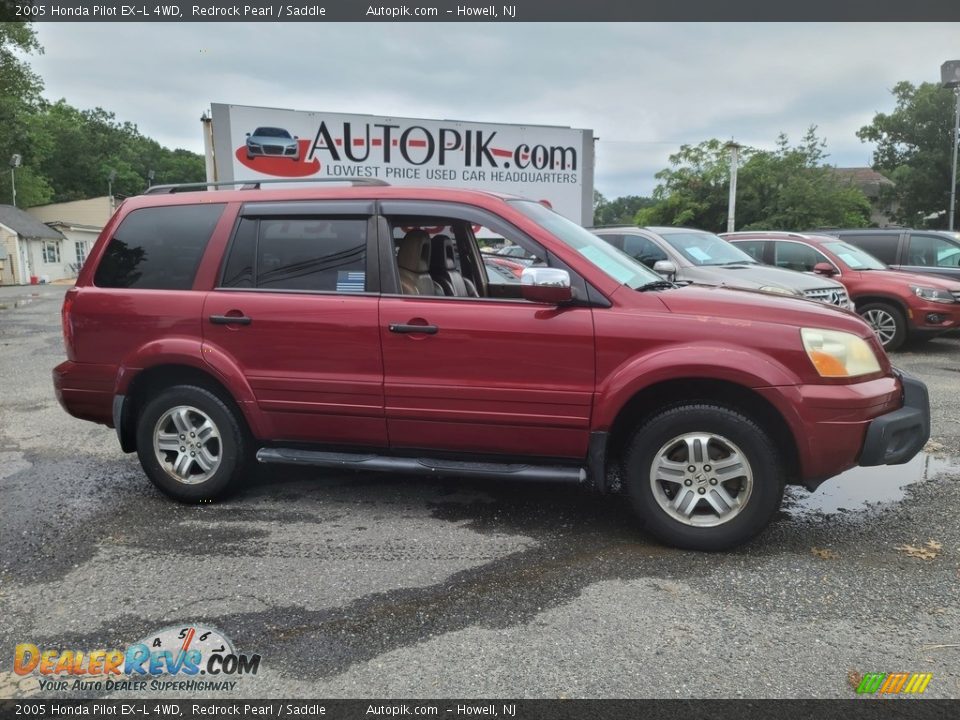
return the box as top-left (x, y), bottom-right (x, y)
top-left (635, 280), bottom-right (675, 292)
top-left (716, 260), bottom-right (757, 266)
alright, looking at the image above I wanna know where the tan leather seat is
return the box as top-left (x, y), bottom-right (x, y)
top-left (397, 230), bottom-right (440, 295)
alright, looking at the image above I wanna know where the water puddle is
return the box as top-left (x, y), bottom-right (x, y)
top-left (786, 452), bottom-right (960, 517)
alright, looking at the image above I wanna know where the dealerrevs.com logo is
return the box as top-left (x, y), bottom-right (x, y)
top-left (13, 625), bottom-right (260, 693)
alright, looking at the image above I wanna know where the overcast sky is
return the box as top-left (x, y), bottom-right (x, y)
top-left (30, 22), bottom-right (960, 198)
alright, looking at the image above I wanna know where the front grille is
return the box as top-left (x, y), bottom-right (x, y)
top-left (804, 287), bottom-right (849, 307)
top-left (263, 145), bottom-right (284, 155)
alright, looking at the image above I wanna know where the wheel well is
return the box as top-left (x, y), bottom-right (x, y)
top-left (852, 295), bottom-right (908, 318)
top-left (118, 365), bottom-right (244, 452)
top-left (605, 378), bottom-right (800, 486)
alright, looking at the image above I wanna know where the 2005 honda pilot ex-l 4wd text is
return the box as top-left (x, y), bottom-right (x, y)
top-left (54, 182), bottom-right (930, 550)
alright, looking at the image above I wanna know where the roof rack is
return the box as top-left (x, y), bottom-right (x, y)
top-left (143, 177), bottom-right (391, 195)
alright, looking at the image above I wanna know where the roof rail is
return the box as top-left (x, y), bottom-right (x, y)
top-left (143, 177), bottom-right (391, 194)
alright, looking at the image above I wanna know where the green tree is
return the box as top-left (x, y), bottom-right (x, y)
top-left (594, 194), bottom-right (655, 226)
top-left (634, 139), bottom-right (738, 229)
top-left (857, 81), bottom-right (958, 228)
top-left (637, 130), bottom-right (871, 231)
top-left (0, 21), bottom-right (52, 206)
top-left (28, 101), bottom-right (205, 203)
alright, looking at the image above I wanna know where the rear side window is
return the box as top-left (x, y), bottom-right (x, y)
top-left (732, 240), bottom-right (766, 262)
top-left (94, 204), bottom-right (225, 289)
top-left (221, 217), bottom-right (368, 292)
top-left (846, 233), bottom-right (899, 265)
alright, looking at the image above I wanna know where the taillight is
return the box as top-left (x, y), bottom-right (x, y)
top-left (62, 288), bottom-right (77, 360)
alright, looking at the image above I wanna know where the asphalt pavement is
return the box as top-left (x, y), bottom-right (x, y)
top-left (1, 284), bottom-right (959, 699)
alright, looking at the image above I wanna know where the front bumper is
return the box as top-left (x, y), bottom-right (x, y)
top-left (859, 371), bottom-right (930, 466)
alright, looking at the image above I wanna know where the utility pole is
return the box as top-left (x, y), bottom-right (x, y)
top-left (10, 154), bottom-right (21, 207)
top-left (725, 141), bottom-right (741, 233)
top-left (942, 61), bottom-right (960, 231)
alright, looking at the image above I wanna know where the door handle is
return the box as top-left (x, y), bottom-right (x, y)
top-left (389, 323), bottom-right (438, 335)
top-left (209, 314), bottom-right (252, 326)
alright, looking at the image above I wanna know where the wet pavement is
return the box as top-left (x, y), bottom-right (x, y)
top-left (1, 285), bottom-right (959, 699)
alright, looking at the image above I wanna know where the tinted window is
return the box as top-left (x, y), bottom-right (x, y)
top-left (907, 234), bottom-right (960, 268)
top-left (847, 234), bottom-right (899, 264)
top-left (773, 242), bottom-right (824, 272)
top-left (732, 240), bottom-right (766, 262)
top-left (622, 235), bottom-right (668, 268)
top-left (220, 218), bottom-right (256, 288)
top-left (257, 218), bottom-right (367, 292)
top-left (94, 204), bottom-right (224, 289)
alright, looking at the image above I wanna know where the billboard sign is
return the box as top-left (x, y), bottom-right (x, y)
top-left (208, 103), bottom-right (595, 225)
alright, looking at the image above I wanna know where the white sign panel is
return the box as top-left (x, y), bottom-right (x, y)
top-left (208, 104), bottom-right (594, 225)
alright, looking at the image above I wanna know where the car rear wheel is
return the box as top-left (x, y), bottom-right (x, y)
top-left (623, 403), bottom-right (784, 551)
top-left (136, 385), bottom-right (248, 503)
top-left (858, 302), bottom-right (906, 351)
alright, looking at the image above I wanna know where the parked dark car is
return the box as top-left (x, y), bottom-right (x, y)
top-left (53, 182), bottom-right (929, 550)
top-left (821, 228), bottom-right (960, 282)
top-left (724, 231), bottom-right (960, 351)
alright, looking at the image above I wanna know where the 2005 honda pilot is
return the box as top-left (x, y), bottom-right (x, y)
top-left (54, 181), bottom-right (930, 550)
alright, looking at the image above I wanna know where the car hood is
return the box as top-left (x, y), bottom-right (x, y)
top-left (654, 284), bottom-right (869, 336)
top-left (683, 264), bottom-right (843, 292)
top-left (866, 268), bottom-right (960, 291)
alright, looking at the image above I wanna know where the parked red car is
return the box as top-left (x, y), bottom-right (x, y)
top-left (54, 182), bottom-right (929, 550)
top-left (723, 231), bottom-right (960, 351)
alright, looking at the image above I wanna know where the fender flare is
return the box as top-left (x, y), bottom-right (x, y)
top-left (593, 343), bottom-right (801, 430)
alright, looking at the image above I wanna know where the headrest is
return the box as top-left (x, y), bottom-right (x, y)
top-left (430, 234), bottom-right (457, 271)
top-left (398, 230), bottom-right (431, 273)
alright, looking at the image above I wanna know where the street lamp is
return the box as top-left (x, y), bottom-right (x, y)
top-left (943, 60), bottom-right (960, 231)
top-left (10, 153), bottom-right (22, 207)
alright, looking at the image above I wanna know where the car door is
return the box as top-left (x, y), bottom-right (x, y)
top-left (377, 200), bottom-right (596, 460)
top-left (900, 232), bottom-right (960, 281)
top-left (203, 201), bottom-right (387, 446)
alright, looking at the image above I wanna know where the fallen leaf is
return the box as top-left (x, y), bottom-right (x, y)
top-left (848, 670), bottom-right (863, 690)
top-left (895, 540), bottom-right (942, 560)
top-left (812, 547), bottom-right (839, 560)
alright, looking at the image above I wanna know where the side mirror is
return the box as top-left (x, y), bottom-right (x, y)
top-left (245, 132), bottom-right (251, 137)
top-left (653, 260), bottom-right (677, 281)
top-left (813, 262), bottom-right (837, 276)
top-left (520, 267), bottom-right (572, 304)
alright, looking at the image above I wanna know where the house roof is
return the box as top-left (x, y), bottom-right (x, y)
top-left (0, 204), bottom-right (64, 240)
top-left (830, 167), bottom-right (896, 196)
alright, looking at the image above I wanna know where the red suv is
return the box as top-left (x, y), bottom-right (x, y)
top-left (723, 231), bottom-right (960, 351)
top-left (54, 182), bottom-right (929, 550)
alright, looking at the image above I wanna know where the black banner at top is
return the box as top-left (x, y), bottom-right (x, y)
top-left (2, 0), bottom-right (960, 22)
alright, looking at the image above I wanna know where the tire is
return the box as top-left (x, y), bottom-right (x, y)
top-left (135, 385), bottom-right (248, 503)
top-left (623, 403), bottom-right (785, 551)
top-left (858, 302), bottom-right (906, 351)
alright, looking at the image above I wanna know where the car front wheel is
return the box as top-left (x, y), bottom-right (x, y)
top-left (135, 385), bottom-right (248, 503)
top-left (858, 302), bottom-right (906, 351)
top-left (623, 403), bottom-right (784, 551)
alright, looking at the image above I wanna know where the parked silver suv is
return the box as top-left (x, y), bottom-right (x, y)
top-left (592, 226), bottom-right (851, 308)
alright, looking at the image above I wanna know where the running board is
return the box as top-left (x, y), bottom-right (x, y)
top-left (256, 448), bottom-right (587, 484)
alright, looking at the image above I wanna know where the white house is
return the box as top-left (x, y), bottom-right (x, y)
top-left (26, 196), bottom-right (113, 281)
top-left (0, 205), bottom-right (68, 286)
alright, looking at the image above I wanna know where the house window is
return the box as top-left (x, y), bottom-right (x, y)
top-left (75, 241), bottom-right (88, 267)
top-left (42, 241), bottom-right (61, 264)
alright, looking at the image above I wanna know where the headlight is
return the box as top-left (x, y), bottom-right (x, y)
top-left (911, 286), bottom-right (955, 303)
top-left (801, 328), bottom-right (881, 378)
top-left (760, 285), bottom-right (801, 296)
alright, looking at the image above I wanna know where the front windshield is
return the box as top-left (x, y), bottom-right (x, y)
top-left (822, 241), bottom-right (887, 270)
top-left (509, 200), bottom-right (662, 290)
top-left (659, 231), bottom-right (757, 266)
